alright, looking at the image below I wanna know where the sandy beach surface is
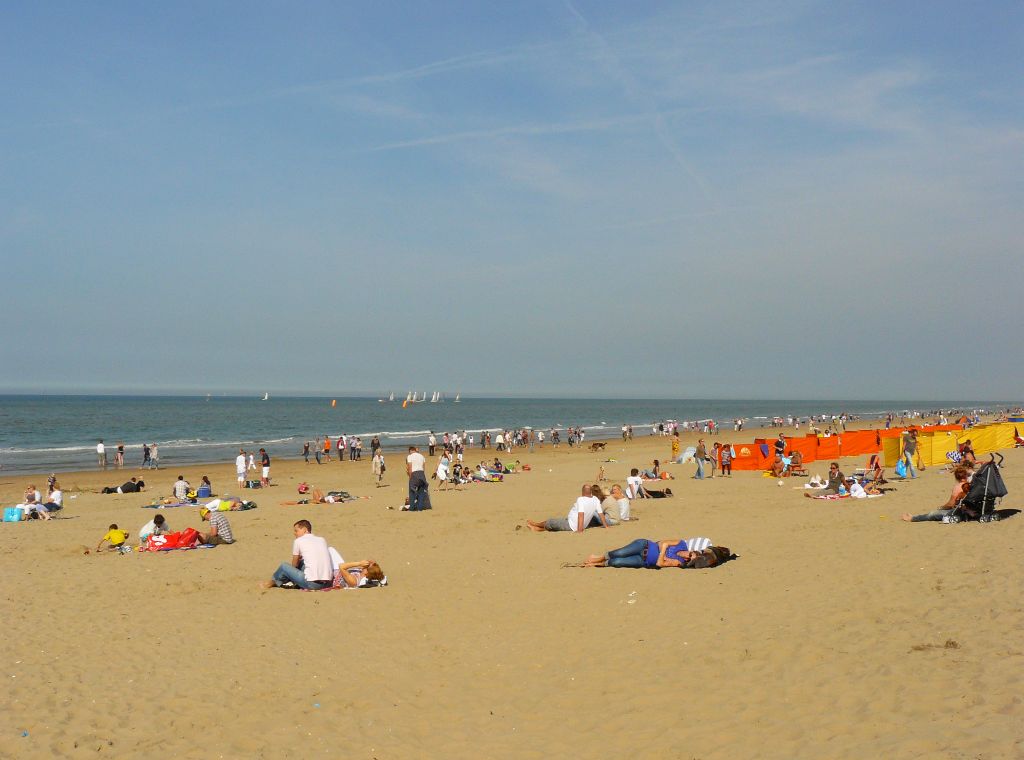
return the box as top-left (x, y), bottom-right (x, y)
top-left (1, 425), bottom-right (1021, 759)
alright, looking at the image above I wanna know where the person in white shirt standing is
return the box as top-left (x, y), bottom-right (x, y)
top-left (526, 484), bottom-right (611, 532)
top-left (406, 445), bottom-right (432, 511)
top-left (235, 449), bottom-right (247, 487)
top-left (262, 520), bottom-right (334, 590)
top-left (97, 440), bottom-right (107, 470)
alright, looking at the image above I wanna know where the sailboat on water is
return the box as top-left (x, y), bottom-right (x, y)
top-left (454, 393), bottom-right (460, 403)
top-left (262, 392), bottom-right (269, 401)
top-left (378, 390), bottom-right (396, 403)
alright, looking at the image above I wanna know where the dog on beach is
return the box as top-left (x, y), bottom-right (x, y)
top-left (589, 442), bottom-right (607, 452)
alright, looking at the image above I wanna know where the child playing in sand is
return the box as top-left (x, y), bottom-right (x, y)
top-left (97, 524), bottom-right (130, 552)
top-left (139, 514), bottom-right (170, 545)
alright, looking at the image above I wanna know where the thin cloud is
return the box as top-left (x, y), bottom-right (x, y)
top-left (562, 0), bottom-right (716, 204)
top-left (366, 112), bottom-right (660, 151)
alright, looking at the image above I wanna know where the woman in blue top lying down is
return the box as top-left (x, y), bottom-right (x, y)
top-left (583, 537), bottom-right (711, 569)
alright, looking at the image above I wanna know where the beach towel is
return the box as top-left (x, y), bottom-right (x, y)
top-left (300, 571), bottom-right (389, 592)
top-left (143, 500), bottom-right (256, 511)
top-left (808, 493), bottom-right (850, 500)
top-left (140, 528), bottom-right (209, 551)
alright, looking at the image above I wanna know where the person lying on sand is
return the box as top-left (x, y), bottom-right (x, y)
top-left (526, 484), bottom-right (612, 533)
top-left (582, 538), bottom-right (703, 568)
top-left (902, 467), bottom-right (970, 522)
top-left (101, 477), bottom-right (145, 494)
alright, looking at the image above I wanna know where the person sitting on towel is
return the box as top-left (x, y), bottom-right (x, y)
top-left (197, 505), bottom-right (234, 545)
top-left (804, 463), bottom-right (844, 497)
top-left (581, 537), bottom-right (712, 568)
top-left (769, 455), bottom-right (787, 478)
top-left (139, 513), bottom-right (171, 544)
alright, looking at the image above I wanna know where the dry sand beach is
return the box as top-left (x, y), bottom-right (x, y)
top-left (1, 425), bottom-right (1021, 759)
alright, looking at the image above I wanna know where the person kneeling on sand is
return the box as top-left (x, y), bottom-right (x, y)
top-left (527, 484), bottom-right (611, 533)
top-left (582, 537), bottom-right (713, 568)
top-left (901, 467), bottom-right (970, 523)
top-left (197, 506), bottom-right (234, 545)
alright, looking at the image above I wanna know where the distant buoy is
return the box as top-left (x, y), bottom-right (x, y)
top-left (331, 399), bottom-right (337, 408)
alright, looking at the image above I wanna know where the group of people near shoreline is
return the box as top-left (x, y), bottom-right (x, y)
top-left (9, 407), bottom-right (1014, 595)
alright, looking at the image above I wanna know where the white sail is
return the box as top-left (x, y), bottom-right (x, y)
top-left (389, 391), bottom-right (395, 402)
top-left (454, 393), bottom-right (460, 402)
top-left (262, 392), bottom-right (269, 401)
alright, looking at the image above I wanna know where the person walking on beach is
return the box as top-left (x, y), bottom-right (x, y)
top-left (115, 442), bottom-right (125, 468)
top-left (236, 449), bottom-right (247, 487)
top-left (323, 436), bottom-right (332, 463)
top-left (694, 440), bottom-right (707, 480)
top-left (97, 440), bottom-right (107, 470)
top-left (428, 433), bottom-right (436, 457)
top-left (150, 443), bottom-right (160, 470)
top-left (142, 443), bottom-right (152, 469)
top-left (901, 430), bottom-right (919, 479)
top-left (406, 445), bottom-right (432, 511)
top-left (372, 450), bottom-right (385, 487)
top-left (303, 442), bottom-right (311, 464)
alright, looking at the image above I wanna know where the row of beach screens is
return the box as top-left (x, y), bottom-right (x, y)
top-left (716, 421), bottom-right (1022, 471)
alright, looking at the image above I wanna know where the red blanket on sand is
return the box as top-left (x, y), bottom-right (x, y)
top-left (142, 528), bottom-right (203, 551)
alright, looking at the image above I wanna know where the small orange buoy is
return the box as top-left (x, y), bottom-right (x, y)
top-left (331, 399), bottom-right (336, 408)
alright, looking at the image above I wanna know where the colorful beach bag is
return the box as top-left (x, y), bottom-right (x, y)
top-left (3, 507), bottom-right (23, 522)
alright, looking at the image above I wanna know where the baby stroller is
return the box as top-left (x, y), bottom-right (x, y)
top-left (948, 453), bottom-right (1006, 523)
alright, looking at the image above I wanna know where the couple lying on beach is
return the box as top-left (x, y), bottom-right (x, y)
top-left (526, 483), bottom-right (634, 532)
top-left (261, 519), bottom-right (385, 590)
top-left (579, 537), bottom-right (734, 570)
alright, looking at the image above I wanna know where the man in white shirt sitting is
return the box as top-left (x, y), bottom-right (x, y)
top-left (526, 484), bottom-right (611, 533)
top-left (262, 520), bottom-right (335, 590)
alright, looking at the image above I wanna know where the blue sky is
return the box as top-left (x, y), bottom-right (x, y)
top-left (2, 1), bottom-right (1021, 399)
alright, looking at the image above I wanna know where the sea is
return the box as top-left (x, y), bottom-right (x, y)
top-left (0, 395), bottom-right (1009, 475)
